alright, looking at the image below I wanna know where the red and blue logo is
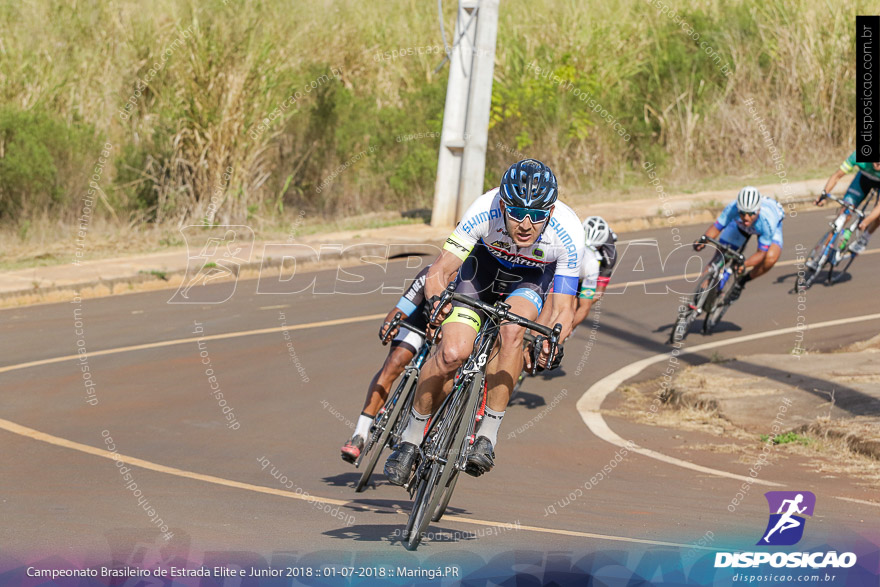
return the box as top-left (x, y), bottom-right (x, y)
top-left (757, 491), bottom-right (816, 546)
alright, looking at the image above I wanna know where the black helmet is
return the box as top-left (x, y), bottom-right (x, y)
top-left (499, 159), bottom-right (558, 209)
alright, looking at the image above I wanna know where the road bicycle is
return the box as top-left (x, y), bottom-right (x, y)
top-left (668, 235), bottom-right (747, 344)
top-left (400, 285), bottom-right (562, 550)
top-left (795, 192), bottom-right (875, 291)
top-left (354, 314), bottom-right (434, 492)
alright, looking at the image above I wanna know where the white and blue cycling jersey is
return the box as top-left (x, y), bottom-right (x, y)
top-left (713, 197), bottom-right (785, 251)
top-left (444, 188), bottom-right (585, 297)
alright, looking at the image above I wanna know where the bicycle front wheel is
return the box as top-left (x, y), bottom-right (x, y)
top-left (799, 228), bottom-right (834, 290)
top-left (355, 372), bottom-right (417, 492)
top-left (670, 273), bottom-right (715, 343)
top-left (404, 375), bottom-right (482, 550)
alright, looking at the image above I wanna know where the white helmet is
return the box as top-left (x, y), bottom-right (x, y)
top-left (736, 186), bottom-right (762, 214)
top-left (582, 216), bottom-right (610, 247)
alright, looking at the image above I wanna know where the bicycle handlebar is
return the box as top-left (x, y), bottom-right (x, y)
top-left (821, 193), bottom-right (866, 218)
top-left (429, 283), bottom-right (564, 371)
top-left (698, 235), bottom-right (746, 265)
top-left (382, 311), bottom-right (428, 344)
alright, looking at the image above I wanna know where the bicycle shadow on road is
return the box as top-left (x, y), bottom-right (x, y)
top-left (774, 270), bottom-right (854, 288)
top-left (322, 523), bottom-right (478, 544)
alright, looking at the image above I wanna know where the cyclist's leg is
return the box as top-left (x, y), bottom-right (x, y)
top-left (342, 340), bottom-right (417, 462)
top-left (486, 292), bottom-right (540, 413)
top-left (367, 339), bottom-right (419, 413)
top-left (384, 268), bottom-right (483, 484)
top-left (748, 232), bottom-right (783, 281)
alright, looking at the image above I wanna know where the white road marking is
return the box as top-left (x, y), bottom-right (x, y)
top-left (578, 312), bottom-right (880, 487)
top-left (0, 417), bottom-right (723, 551)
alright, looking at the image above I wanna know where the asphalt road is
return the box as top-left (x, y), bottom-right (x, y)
top-left (1, 208), bottom-right (879, 582)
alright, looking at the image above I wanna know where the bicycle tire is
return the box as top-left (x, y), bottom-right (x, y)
top-left (829, 223), bottom-right (862, 284)
top-left (355, 371), bottom-right (418, 492)
top-left (669, 270), bottom-right (716, 344)
top-left (799, 228), bottom-right (834, 290)
top-left (704, 282), bottom-right (733, 334)
top-left (431, 469), bottom-right (459, 522)
top-left (830, 251), bottom-right (858, 283)
top-left (405, 376), bottom-right (482, 550)
top-left (402, 375), bottom-right (469, 547)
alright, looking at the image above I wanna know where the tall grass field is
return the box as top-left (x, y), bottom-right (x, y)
top-left (0, 0), bottom-right (871, 232)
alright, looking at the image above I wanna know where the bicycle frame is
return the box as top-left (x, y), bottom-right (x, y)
top-left (409, 317), bottom-right (501, 496)
top-left (799, 193), bottom-right (869, 290)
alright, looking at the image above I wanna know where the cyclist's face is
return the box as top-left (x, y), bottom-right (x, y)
top-left (873, 162), bottom-right (880, 172)
top-left (503, 204), bottom-right (552, 246)
top-left (739, 210), bottom-right (758, 227)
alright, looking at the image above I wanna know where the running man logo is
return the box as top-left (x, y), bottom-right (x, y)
top-left (757, 491), bottom-right (816, 546)
top-left (169, 226), bottom-right (255, 304)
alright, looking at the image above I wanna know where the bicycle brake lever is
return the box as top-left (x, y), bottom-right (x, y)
top-left (381, 311), bottom-right (403, 345)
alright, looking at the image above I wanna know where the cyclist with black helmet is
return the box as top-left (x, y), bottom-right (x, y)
top-left (383, 159), bottom-right (585, 483)
top-left (340, 266), bottom-right (432, 463)
top-left (694, 186), bottom-right (785, 300)
top-left (814, 152), bottom-right (880, 255)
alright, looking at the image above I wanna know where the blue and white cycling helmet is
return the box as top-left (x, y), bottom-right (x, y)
top-left (499, 159), bottom-right (558, 210)
top-left (736, 186), bottom-right (762, 214)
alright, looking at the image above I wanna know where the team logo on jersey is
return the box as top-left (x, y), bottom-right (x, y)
top-left (758, 491), bottom-right (816, 546)
top-left (533, 247), bottom-right (545, 259)
top-left (489, 240), bottom-right (511, 251)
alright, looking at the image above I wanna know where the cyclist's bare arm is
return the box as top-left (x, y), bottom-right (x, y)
top-left (424, 250), bottom-right (464, 320)
top-left (695, 225), bottom-right (722, 250)
top-left (819, 169), bottom-right (847, 204)
top-left (544, 292), bottom-right (576, 345)
top-left (860, 202), bottom-right (880, 230)
top-left (743, 249), bottom-right (768, 270)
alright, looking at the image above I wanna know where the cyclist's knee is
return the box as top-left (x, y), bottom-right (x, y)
top-left (499, 323), bottom-right (525, 350)
top-left (384, 347), bottom-right (413, 376)
top-left (437, 340), bottom-right (469, 371)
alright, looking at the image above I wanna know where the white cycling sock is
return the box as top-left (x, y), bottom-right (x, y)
top-left (401, 408), bottom-right (431, 446)
top-left (354, 413), bottom-right (372, 440)
top-left (477, 407), bottom-right (505, 446)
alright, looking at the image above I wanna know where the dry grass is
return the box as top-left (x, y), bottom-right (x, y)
top-left (611, 372), bottom-right (880, 486)
top-left (0, 0), bottom-right (866, 231)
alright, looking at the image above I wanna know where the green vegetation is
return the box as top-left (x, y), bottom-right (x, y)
top-left (0, 0), bottom-right (870, 231)
top-left (761, 432), bottom-right (813, 445)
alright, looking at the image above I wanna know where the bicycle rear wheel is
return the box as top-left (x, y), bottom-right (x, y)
top-left (828, 226), bottom-right (861, 284)
top-left (704, 281), bottom-right (733, 334)
top-left (404, 376), bottom-right (482, 550)
top-left (355, 372), bottom-right (417, 492)
top-left (830, 252), bottom-right (857, 283)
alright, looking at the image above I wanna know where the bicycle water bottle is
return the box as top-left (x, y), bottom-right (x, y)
top-left (839, 228), bottom-right (852, 250)
top-left (718, 267), bottom-right (732, 290)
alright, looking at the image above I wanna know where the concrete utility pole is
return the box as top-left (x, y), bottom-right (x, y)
top-left (431, 0), bottom-right (499, 228)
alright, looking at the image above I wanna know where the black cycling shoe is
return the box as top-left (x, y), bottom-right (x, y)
top-left (384, 442), bottom-right (418, 486)
top-left (465, 437), bottom-right (495, 477)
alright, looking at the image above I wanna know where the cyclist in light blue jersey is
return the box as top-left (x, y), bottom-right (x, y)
top-left (694, 186), bottom-right (784, 301)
